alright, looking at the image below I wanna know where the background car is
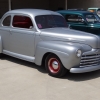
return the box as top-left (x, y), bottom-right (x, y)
top-left (88, 8), bottom-right (100, 17)
top-left (57, 10), bottom-right (100, 36)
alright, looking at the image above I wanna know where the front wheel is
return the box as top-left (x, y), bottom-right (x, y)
top-left (0, 53), bottom-right (2, 57)
top-left (45, 54), bottom-right (68, 78)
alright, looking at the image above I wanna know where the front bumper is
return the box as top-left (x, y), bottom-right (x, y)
top-left (70, 48), bottom-right (100, 73)
top-left (70, 65), bottom-right (100, 73)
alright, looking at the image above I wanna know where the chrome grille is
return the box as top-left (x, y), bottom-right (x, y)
top-left (80, 54), bottom-right (100, 67)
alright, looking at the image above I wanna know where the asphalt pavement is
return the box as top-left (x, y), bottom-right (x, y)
top-left (0, 55), bottom-right (100, 100)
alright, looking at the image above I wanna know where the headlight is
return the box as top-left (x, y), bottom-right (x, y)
top-left (76, 50), bottom-right (82, 57)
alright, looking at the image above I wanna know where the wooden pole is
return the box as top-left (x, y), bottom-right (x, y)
top-left (65, 0), bottom-right (67, 10)
top-left (8, 0), bottom-right (11, 10)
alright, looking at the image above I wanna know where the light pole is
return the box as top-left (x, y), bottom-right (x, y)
top-left (8, 0), bottom-right (11, 10)
top-left (65, 0), bottom-right (67, 10)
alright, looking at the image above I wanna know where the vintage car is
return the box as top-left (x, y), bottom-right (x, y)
top-left (57, 10), bottom-right (100, 36)
top-left (0, 9), bottom-right (100, 77)
top-left (88, 8), bottom-right (100, 17)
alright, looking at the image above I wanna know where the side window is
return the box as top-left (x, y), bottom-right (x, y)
top-left (3, 16), bottom-right (11, 26)
top-left (97, 9), bottom-right (100, 15)
top-left (65, 14), bottom-right (83, 23)
top-left (12, 15), bottom-right (33, 29)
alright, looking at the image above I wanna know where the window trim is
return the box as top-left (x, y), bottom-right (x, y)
top-left (1, 14), bottom-right (12, 27)
top-left (11, 14), bottom-right (34, 30)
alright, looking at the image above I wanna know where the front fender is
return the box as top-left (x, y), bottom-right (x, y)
top-left (0, 36), bottom-right (2, 53)
top-left (34, 41), bottom-right (92, 69)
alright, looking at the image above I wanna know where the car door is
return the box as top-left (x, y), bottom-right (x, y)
top-left (0, 15), bottom-right (11, 51)
top-left (10, 15), bottom-right (35, 57)
top-left (65, 14), bottom-right (88, 32)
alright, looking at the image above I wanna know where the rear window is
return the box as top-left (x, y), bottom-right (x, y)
top-left (88, 9), bottom-right (96, 13)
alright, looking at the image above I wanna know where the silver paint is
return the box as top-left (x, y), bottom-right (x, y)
top-left (0, 36), bottom-right (2, 53)
top-left (0, 9), bottom-right (100, 73)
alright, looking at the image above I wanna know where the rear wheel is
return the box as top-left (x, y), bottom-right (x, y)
top-left (45, 54), bottom-right (67, 78)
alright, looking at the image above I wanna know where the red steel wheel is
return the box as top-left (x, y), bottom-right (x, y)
top-left (48, 58), bottom-right (60, 74)
top-left (45, 54), bottom-right (67, 77)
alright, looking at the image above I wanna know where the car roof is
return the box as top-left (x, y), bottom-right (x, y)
top-left (5, 9), bottom-right (61, 17)
top-left (57, 10), bottom-right (94, 15)
top-left (88, 8), bottom-right (99, 10)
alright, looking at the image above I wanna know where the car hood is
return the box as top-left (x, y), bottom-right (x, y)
top-left (40, 28), bottom-right (100, 49)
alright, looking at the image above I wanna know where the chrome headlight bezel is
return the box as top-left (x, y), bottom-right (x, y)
top-left (76, 49), bottom-right (82, 57)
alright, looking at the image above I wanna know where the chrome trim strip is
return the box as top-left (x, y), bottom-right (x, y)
top-left (81, 55), bottom-right (100, 60)
top-left (80, 50), bottom-right (100, 67)
top-left (81, 57), bottom-right (100, 62)
top-left (3, 50), bottom-right (35, 62)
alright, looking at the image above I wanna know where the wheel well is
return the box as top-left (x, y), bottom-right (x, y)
top-left (42, 52), bottom-right (57, 66)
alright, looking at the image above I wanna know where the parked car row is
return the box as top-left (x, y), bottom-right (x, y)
top-left (0, 9), bottom-right (100, 78)
top-left (57, 10), bottom-right (100, 36)
top-left (88, 8), bottom-right (100, 17)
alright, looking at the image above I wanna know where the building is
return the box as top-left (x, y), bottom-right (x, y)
top-left (0, 0), bottom-right (100, 17)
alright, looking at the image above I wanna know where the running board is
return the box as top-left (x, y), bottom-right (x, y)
top-left (3, 50), bottom-right (35, 63)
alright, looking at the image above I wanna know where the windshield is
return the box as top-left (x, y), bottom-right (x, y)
top-left (97, 9), bottom-right (100, 16)
top-left (88, 9), bottom-right (97, 13)
top-left (35, 15), bottom-right (67, 29)
top-left (85, 14), bottom-right (100, 23)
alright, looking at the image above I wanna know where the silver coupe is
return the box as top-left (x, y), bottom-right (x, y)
top-left (0, 9), bottom-right (100, 77)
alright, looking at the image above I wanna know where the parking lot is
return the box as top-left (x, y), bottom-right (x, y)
top-left (0, 55), bottom-right (100, 100)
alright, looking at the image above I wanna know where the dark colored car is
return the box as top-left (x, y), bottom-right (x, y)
top-left (57, 10), bottom-right (100, 35)
top-left (88, 8), bottom-right (100, 17)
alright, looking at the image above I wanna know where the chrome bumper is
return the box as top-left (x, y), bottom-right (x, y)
top-left (70, 65), bottom-right (100, 73)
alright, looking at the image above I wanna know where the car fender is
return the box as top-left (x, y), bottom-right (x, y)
top-left (0, 36), bottom-right (2, 53)
top-left (34, 41), bottom-right (92, 69)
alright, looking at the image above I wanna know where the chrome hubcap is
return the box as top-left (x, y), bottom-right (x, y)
top-left (52, 61), bottom-right (59, 70)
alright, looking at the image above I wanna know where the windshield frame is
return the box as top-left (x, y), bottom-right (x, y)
top-left (35, 15), bottom-right (68, 29)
